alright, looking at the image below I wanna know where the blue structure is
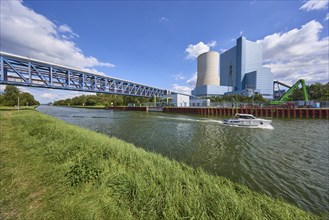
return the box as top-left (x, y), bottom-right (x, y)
top-left (220, 37), bottom-right (273, 99)
top-left (0, 52), bottom-right (169, 98)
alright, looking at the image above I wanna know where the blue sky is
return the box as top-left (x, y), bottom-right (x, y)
top-left (1, 0), bottom-right (328, 103)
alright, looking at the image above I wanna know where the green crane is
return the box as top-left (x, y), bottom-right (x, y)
top-left (270, 79), bottom-right (309, 105)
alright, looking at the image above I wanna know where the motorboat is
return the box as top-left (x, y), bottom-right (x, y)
top-left (224, 113), bottom-right (272, 127)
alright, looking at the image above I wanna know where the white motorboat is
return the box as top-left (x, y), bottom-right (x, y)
top-left (224, 113), bottom-right (272, 127)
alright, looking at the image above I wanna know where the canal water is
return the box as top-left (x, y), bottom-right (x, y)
top-left (37, 106), bottom-right (329, 215)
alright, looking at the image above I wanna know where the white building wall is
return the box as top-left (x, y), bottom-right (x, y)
top-left (165, 94), bottom-right (190, 107)
top-left (245, 40), bottom-right (262, 73)
top-left (177, 94), bottom-right (190, 107)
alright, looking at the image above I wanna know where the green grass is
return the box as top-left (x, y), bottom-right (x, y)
top-left (0, 110), bottom-right (322, 219)
top-left (0, 105), bottom-right (38, 111)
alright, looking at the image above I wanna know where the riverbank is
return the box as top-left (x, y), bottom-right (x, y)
top-left (0, 105), bottom-right (38, 111)
top-left (0, 110), bottom-right (322, 219)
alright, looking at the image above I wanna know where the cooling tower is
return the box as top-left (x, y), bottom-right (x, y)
top-left (196, 51), bottom-right (220, 87)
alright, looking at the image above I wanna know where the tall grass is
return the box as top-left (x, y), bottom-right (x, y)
top-left (0, 110), bottom-right (322, 219)
top-left (0, 105), bottom-right (38, 111)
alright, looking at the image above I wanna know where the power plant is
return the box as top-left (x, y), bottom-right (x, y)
top-left (192, 36), bottom-right (273, 99)
top-left (192, 51), bottom-right (229, 97)
top-left (196, 51), bottom-right (219, 87)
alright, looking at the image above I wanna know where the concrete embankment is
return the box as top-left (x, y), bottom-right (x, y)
top-left (107, 106), bottom-right (329, 119)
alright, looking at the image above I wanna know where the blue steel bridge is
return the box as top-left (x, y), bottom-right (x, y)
top-left (0, 52), bottom-right (172, 97)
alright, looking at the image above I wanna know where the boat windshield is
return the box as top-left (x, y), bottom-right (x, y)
top-left (235, 114), bottom-right (256, 119)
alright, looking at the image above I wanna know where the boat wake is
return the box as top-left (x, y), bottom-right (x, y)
top-left (224, 124), bottom-right (274, 130)
top-left (155, 116), bottom-right (224, 124)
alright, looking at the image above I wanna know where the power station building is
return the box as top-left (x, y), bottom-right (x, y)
top-left (191, 51), bottom-right (230, 96)
top-left (192, 36), bottom-right (273, 99)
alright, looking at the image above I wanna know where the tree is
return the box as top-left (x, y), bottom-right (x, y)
top-left (85, 97), bottom-right (97, 106)
top-left (322, 82), bottom-right (329, 100)
top-left (0, 85), bottom-right (39, 106)
top-left (20, 92), bottom-right (40, 106)
top-left (253, 94), bottom-right (266, 103)
top-left (1, 85), bottom-right (20, 106)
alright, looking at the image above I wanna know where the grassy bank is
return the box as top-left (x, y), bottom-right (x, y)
top-left (0, 110), bottom-right (321, 219)
top-left (0, 105), bottom-right (38, 111)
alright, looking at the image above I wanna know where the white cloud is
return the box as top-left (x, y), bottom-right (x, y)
top-left (257, 20), bottom-right (329, 84)
top-left (58, 24), bottom-right (79, 38)
top-left (172, 73), bottom-right (185, 81)
top-left (300, 0), bottom-right (329, 11)
top-left (170, 73), bottom-right (197, 95)
top-left (207, 40), bottom-right (217, 47)
top-left (171, 84), bottom-right (192, 94)
top-left (159, 16), bottom-right (169, 23)
top-left (220, 48), bottom-right (228, 53)
top-left (186, 73), bottom-right (197, 87)
top-left (40, 92), bottom-right (59, 99)
top-left (0, 0), bottom-right (114, 72)
top-left (185, 41), bottom-right (217, 60)
top-left (25, 87), bottom-right (91, 104)
top-left (325, 13), bottom-right (329, 20)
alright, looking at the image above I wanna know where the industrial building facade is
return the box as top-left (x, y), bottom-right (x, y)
top-left (192, 51), bottom-right (231, 96)
top-left (192, 37), bottom-right (273, 99)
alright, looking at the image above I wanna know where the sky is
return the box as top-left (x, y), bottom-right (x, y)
top-left (0, 0), bottom-right (328, 103)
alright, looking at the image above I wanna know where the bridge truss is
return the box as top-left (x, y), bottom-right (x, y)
top-left (0, 52), bottom-right (168, 97)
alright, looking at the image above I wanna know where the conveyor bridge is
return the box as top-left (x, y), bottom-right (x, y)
top-left (0, 52), bottom-right (169, 97)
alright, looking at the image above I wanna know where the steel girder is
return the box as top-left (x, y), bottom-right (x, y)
top-left (0, 52), bottom-right (168, 97)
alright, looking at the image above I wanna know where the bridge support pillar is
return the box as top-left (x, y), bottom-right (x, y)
top-left (50, 66), bottom-right (53, 85)
top-left (0, 57), bottom-right (3, 81)
top-left (3, 67), bottom-right (7, 81)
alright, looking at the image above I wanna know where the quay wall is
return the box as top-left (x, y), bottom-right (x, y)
top-left (107, 106), bottom-right (329, 119)
top-left (163, 107), bottom-right (329, 119)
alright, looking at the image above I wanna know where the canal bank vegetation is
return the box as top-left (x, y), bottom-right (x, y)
top-left (289, 82), bottom-right (329, 101)
top-left (0, 110), bottom-right (322, 219)
top-left (0, 105), bottom-right (38, 111)
top-left (0, 85), bottom-right (40, 107)
top-left (53, 93), bottom-right (150, 107)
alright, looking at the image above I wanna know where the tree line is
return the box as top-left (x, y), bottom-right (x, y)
top-left (290, 82), bottom-right (329, 101)
top-left (0, 85), bottom-right (40, 106)
top-left (54, 93), bottom-right (151, 107)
